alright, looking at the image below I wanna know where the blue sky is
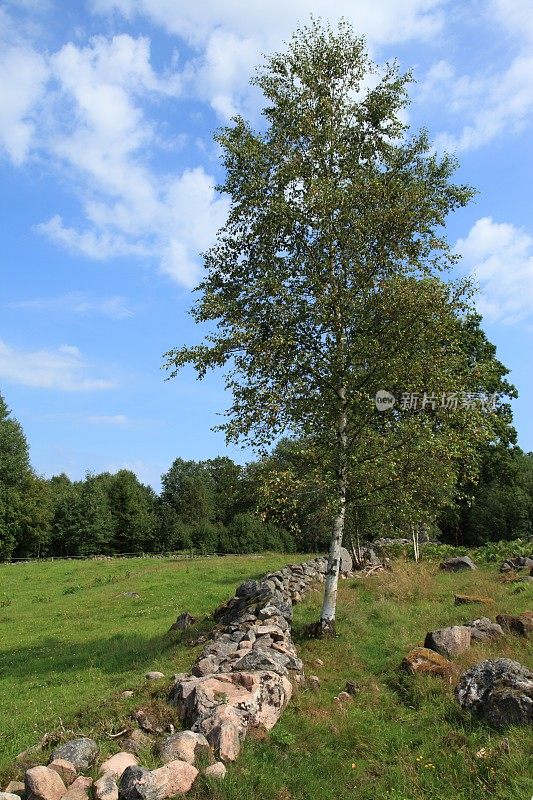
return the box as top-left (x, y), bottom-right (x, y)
top-left (1, 0), bottom-right (532, 489)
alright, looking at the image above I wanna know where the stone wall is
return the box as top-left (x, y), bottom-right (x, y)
top-left (10, 556), bottom-right (343, 800)
top-left (166, 556), bottom-right (329, 763)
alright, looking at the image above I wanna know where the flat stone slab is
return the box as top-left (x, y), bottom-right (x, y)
top-left (455, 594), bottom-right (493, 606)
top-left (401, 647), bottom-right (452, 678)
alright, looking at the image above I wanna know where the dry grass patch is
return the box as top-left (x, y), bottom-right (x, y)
top-left (363, 560), bottom-right (439, 603)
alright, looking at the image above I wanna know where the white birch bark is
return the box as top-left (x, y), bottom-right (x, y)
top-left (320, 387), bottom-right (347, 634)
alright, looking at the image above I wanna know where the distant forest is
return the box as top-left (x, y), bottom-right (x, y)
top-left (1, 391), bottom-right (532, 560)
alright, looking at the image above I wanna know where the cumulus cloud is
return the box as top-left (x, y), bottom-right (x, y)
top-left (429, 56), bottom-right (533, 152)
top-left (14, 1), bottom-right (517, 290)
top-left (90, 0), bottom-right (446, 119)
top-left (9, 292), bottom-right (135, 319)
top-left (489, 0), bottom-right (533, 42)
top-left (0, 24), bottom-right (228, 287)
top-left (37, 216), bottom-right (151, 259)
top-left (0, 44), bottom-right (48, 164)
top-left (0, 339), bottom-right (116, 390)
top-left (419, 0), bottom-right (533, 153)
top-left (455, 216), bottom-right (533, 324)
top-left (89, 0), bottom-right (445, 46)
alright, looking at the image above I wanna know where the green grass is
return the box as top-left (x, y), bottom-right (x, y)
top-left (1, 556), bottom-right (532, 799)
top-left (199, 563), bottom-right (531, 800)
top-left (0, 553), bottom-right (298, 775)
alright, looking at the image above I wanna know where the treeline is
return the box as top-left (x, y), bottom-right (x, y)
top-left (0, 393), bottom-right (293, 560)
top-left (244, 436), bottom-right (533, 551)
top-left (1, 391), bottom-right (532, 561)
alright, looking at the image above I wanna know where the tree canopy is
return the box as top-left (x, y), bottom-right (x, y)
top-left (165, 20), bottom-right (513, 633)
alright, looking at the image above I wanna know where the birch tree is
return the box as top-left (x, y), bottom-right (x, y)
top-left (165, 20), bottom-right (486, 634)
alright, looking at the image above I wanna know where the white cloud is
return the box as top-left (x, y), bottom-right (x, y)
top-left (0, 44), bottom-right (48, 164)
top-left (85, 414), bottom-right (132, 425)
top-left (489, 0), bottom-right (533, 43)
top-left (158, 167), bottom-right (228, 285)
top-left (90, 0), bottom-right (445, 47)
top-left (455, 216), bottom-right (533, 324)
top-left (89, 0), bottom-right (446, 120)
top-left (430, 55), bottom-right (533, 152)
top-left (51, 34), bottom-right (180, 96)
top-left (9, 292), bottom-right (135, 319)
top-left (419, 1), bottom-right (533, 153)
top-left (12, 32), bottom-right (227, 287)
top-left (37, 215), bottom-right (151, 260)
top-left (2, 4), bottom-right (447, 286)
top-left (0, 339), bottom-right (116, 390)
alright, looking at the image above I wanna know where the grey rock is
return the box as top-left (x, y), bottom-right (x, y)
top-left (232, 649), bottom-right (289, 676)
top-left (455, 658), bottom-right (533, 727)
top-left (374, 537), bottom-right (411, 547)
top-left (339, 547), bottom-right (353, 575)
top-left (202, 641), bottom-right (239, 658)
top-left (133, 709), bottom-right (164, 734)
top-left (192, 657), bottom-right (219, 677)
top-left (496, 613), bottom-right (533, 637)
top-left (424, 626), bottom-right (471, 658)
top-left (500, 556), bottom-right (533, 573)
top-left (258, 605), bottom-right (283, 619)
top-left (50, 739), bottom-right (98, 771)
top-left (465, 618), bottom-right (504, 642)
top-left (120, 729), bottom-right (152, 757)
top-left (118, 767), bottom-right (159, 800)
top-left (285, 655), bottom-right (303, 672)
top-left (261, 615), bottom-right (289, 632)
top-left (234, 580), bottom-right (263, 598)
top-left (252, 636), bottom-right (274, 649)
top-left (439, 556), bottom-right (476, 571)
top-left (94, 774), bottom-right (118, 800)
top-left (145, 672), bottom-right (165, 681)
top-left (254, 625), bottom-right (285, 640)
top-left (158, 730), bottom-right (210, 765)
top-left (203, 762), bottom-right (226, 781)
top-left (169, 612), bottom-right (196, 631)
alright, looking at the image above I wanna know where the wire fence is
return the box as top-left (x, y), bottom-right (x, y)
top-left (0, 550), bottom-right (272, 566)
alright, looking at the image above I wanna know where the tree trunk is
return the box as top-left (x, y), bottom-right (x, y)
top-left (347, 531), bottom-right (358, 569)
top-left (318, 388), bottom-right (347, 636)
top-left (411, 522), bottom-right (419, 563)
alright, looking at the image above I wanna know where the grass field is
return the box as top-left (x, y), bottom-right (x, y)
top-left (0, 553), bottom-right (298, 775)
top-left (1, 556), bottom-right (532, 799)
